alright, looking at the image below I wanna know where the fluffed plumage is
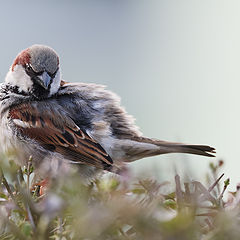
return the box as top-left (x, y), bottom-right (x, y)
top-left (0, 45), bottom-right (215, 179)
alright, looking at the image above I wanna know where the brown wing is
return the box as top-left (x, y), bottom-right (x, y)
top-left (9, 103), bottom-right (113, 170)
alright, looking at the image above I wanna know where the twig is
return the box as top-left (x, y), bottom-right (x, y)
top-left (0, 168), bottom-right (15, 200)
top-left (119, 228), bottom-right (131, 239)
top-left (219, 178), bottom-right (230, 201)
top-left (196, 212), bottom-right (217, 217)
top-left (58, 217), bottom-right (63, 238)
top-left (17, 167), bottom-right (24, 183)
top-left (26, 205), bottom-right (36, 230)
top-left (192, 181), bottom-right (216, 203)
top-left (26, 156), bottom-right (33, 190)
top-left (3, 218), bottom-right (26, 240)
top-left (184, 182), bottom-right (191, 203)
top-left (183, 203), bottom-right (218, 209)
top-left (208, 173), bottom-right (224, 193)
top-left (204, 218), bottom-right (214, 231)
top-left (50, 218), bottom-right (66, 233)
top-left (15, 176), bottom-right (37, 230)
top-left (175, 175), bottom-right (183, 207)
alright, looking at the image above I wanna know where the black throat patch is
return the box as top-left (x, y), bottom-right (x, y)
top-left (30, 80), bottom-right (51, 100)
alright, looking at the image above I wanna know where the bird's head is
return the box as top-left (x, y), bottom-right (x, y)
top-left (5, 44), bottom-right (61, 99)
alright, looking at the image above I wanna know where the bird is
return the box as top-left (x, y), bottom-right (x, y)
top-left (0, 44), bottom-right (215, 180)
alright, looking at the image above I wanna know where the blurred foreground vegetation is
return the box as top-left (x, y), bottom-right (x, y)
top-left (0, 154), bottom-right (239, 240)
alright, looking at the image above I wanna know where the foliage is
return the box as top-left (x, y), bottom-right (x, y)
top-left (0, 155), bottom-right (238, 240)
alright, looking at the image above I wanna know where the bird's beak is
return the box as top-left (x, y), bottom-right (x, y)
top-left (38, 71), bottom-right (52, 89)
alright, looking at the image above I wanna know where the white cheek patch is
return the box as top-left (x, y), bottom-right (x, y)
top-left (49, 69), bottom-right (61, 96)
top-left (5, 65), bottom-right (33, 93)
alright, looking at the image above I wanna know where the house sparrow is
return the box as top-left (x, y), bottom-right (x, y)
top-left (0, 45), bottom-right (215, 179)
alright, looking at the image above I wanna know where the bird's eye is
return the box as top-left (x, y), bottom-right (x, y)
top-left (25, 64), bottom-right (33, 72)
top-left (25, 64), bottom-right (39, 76)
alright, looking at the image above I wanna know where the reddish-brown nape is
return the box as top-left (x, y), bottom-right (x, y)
top-left (12, 49), bottom-right (31, 71)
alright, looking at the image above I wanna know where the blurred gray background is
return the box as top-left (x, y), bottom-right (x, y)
top-left (0, 0), bottom-right (239, 188)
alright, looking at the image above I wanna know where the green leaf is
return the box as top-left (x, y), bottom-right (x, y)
top-left (0, 192), bottom-right (8, 200)
top-left (132, 188), bottom-right (146, 194)
top-left (164, 199), bottom-right (177, 209)
top-left (21, 222), bottom-right (32, 237)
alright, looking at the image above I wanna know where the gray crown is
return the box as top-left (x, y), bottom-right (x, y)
top-left (29, 45), bottom-right (59, 74)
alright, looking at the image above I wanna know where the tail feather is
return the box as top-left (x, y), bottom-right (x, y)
top-left (125, 137), bottom-right (216, 161)
top-left (167, 144), bottom-right (216, 157)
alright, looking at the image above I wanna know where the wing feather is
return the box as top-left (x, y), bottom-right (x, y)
top-left (9, 103), bottom-right (113, 170)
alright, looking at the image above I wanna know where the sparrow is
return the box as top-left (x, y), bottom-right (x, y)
top-left (0, 44), bottom-right (215, 179)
